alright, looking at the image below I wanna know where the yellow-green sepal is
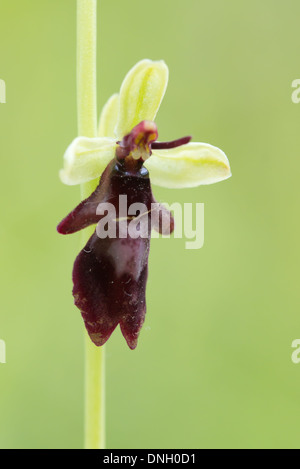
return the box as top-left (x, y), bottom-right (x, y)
top-left (146, 142), bottom-right (231, 188)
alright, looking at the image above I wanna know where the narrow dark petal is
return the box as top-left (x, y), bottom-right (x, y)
top-left (57, 196), bottom-right (101, 235)
top-left (151, 136), bottom-right (192, 150)
top-left (57, 161), bottom-right (115, 235)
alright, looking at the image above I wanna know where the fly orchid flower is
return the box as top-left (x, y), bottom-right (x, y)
top-left (57, 59), bottom-right (231, 350)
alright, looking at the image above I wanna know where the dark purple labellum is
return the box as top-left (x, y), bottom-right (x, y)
top-left (57, 121), bottom-right (191, 349)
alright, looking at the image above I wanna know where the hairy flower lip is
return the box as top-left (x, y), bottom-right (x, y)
top-left (58, 156), bottom-right (175, 350)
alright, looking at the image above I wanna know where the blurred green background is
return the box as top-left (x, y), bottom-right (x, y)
top-left (0, 0), bottom-right (299, 449)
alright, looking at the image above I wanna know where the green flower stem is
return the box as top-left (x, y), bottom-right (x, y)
top-left (77, 0), bottom-right (105, 450)
top-left (77, 0), bottom-right (97, 140)
top-left (84, 328), bottom-right (106, 449)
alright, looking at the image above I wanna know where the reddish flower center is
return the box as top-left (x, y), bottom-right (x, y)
top-left (116, 120), bottom-right (192, 167)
